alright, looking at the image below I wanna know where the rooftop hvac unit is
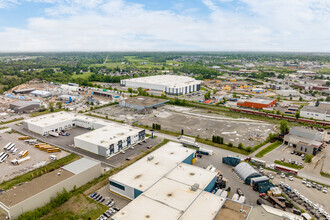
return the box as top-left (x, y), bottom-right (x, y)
top-left (147, 156), bottom-right (154, 161)
top-left (191, 183), bottom-right (199, 192)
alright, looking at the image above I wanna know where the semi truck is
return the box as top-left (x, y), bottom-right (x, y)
top-left (179, 135), bottom-right (199, 148)
top-left (19, 150), bottom-right (28, 158)
top-left (11, 156), bottom-right (31, 165)
top-left (0, 153), bottom-right (9, 163)
top-left (24, 139), bottom-right (38, 145)
top-left (4, 142), bottom-right (12, 151)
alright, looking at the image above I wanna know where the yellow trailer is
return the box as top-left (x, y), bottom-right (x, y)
top-left (47, 148), bottom-right (61, 153)
top-left (34, 143), bottom-right (47, 148)
top-left (39, 145), bottom-right (52, 150)
top-left (18, 136), bottom-right (30, 140)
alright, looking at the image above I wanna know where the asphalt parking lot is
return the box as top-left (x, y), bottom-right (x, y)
top-left (94, 184), bottom-right (131, 212)
top-left (272, 175), bottom-right (330, 213)
top-left (193, 146), bottom-right (262, 206)
top-left (262, 143), bottom-right (306, 166)
top-left (106, 137), bottom-right (162, 167)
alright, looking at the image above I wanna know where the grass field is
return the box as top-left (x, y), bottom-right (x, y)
top-left (274, 160), bottom-right (303, 170)
top-left (255, 141), bottom-right (282, 158)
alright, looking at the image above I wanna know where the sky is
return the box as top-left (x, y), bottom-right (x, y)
top-left (0, 0), bottom-right (329, 52)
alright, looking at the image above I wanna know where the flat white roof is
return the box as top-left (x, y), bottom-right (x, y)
top-left (75, 123), bottom-right (141, 148)
top-left (166, 163), bottom-right (216, 190)
top-left (123, 75), bottom-right (201, 88)
top-left (110, 142), bottom-right (195, 191)
top-left (112, 195), bottom-right (183, 220)
top-left (180, 191), bottom-right (225, 220)
top-left (142, 177), bottom-right (202, 212)
top-left (25, 111), bottom-right (74, 127)
top-left (62, 158), bottom-right (100, 175)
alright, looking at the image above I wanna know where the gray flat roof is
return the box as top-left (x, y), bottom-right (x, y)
top-left (121, 96), bottom-right (169, 107)
top-left (62, 158), bottom-right (100, 175)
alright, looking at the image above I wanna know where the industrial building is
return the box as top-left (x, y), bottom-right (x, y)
top-left (233, 162), bottom-right (261, 185)
top-left (109, 142), bottom-right (199, 199)
top-left (23, 112), bottom-right (145, 157)
top-left (12, 88), bottom-right (35, 95)
top-left (92, 90), bottom-right (113, 98)
top-left (9, 101), bottom-right (40, 113)
top-left (237, 98), bottom-right (276, 109)
top-left (30, 90), bottom-right (52, 98)
top-left (60, 84), bottom-right (81, 92)
top-left (110, 141), bottom-right (240, 220)
top-left (119, 96), bottom-right (169, 111)
top-left (300, 102), bottom-right (330, 121)
top-left (284, 127), bottom-right (324, 155)
top-left (120, 75), bottom-right (202, 95)
top-left (0, 158), bottom-right (101, 219)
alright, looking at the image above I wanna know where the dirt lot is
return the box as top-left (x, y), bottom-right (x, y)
top-left (95, 105), bottom-right (275, 147)
top-left (41, 194), bottom-right (108, 220)
top-left (0, 132), bottom-right (69, 183)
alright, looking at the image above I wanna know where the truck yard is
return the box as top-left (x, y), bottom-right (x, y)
top-left (0, 132), bottom-right (69, 183)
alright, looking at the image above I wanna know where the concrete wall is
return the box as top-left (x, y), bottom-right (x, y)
top-left (6, 162), bottom-right (101, 219)
top-left (109, 179), bottom-right (135, 200)
top-left (300, 110), bottom-right (327, 121)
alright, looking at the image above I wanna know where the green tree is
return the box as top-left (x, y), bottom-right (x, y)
top-left (246, 146), bottom-right (253, 152)
top-left (295, 111), bottom-right (300, 119)
top-left (56, 102), bottom-right (62, 109)
top-left (305, 154), bottom-right (313, 163)
top-left (279, 121), bottom-right (289, 134)
top-left (228, 142), bottom-right (233, 147)
top-left (238, 143), bottom-right (244, 149)
top-left (276, 110), bottom-right (281, 115)
top-left (204, 91), bottom-right (211, 100)
top-left (128, 87), bottom-right (133, 94)
top-left (299, 96), bottom-right (303, 101)
top-left (326, 96), bottom-right (330, 102)
top-left (276, 96), bottom-right (280, 102)
top-left (49, 102), bottom-right (54, 112)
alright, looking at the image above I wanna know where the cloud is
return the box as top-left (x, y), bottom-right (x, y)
top-left (0, 0), bottom-right (329, 51)
top-left (0, 0), bottom-right (17, 8)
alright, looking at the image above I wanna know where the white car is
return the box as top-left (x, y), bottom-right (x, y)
top-left (288, 176), bottom-right (294, 181)
top-left (323, 187), bottom-right (328, 194)
top-left (302, 178), bottom-right (306, 184)
top-left (306, 182), bottom-right (312, 188)
top-left (268, 174), bottom-right (274, 179)
top-left (281, 173), bottom-right (286, 178)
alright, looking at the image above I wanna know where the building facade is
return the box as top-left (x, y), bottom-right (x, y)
top-left (120, 75), bottom-right (202, 95)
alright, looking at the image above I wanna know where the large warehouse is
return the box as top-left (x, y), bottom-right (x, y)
top-left (237, 98), bottom-right (276, 109)
top-left (109, 142), bottom-right (200, 199)
top-left (120, 75), bottom-right (202, 95)
top-left (0, 158), bottom-right (101, 219)
top-left (23, 112), bottom-right (145, 157)
top-left (111, 141), bottom-right (254, 220)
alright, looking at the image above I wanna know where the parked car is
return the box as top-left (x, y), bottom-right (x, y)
top-left (146, 145), bottom-right (152, 149)
top-left (114, 207), bottom-right (120, 211)
top-left (281, 173), bottom-right (286, 178)
top-left (306, 182), bottom-right (312, 188)
top-left (289, 176), bottom-right (294, 181)
top-left (291, 150), bottom-right (295, 154)
top-left (90, 192), bottom-right (97, 198)
top-left (299, 162), bottom-right (304, 166)
top-left (100, 198), bottom-right (105, 203)
top-left (295, 161), bottom-right (298, 165)
top-left (312, 182), bottom-right (317, 188)
top-left (317, 185), bottom-right (322, 190)
top-left (302, 178), bottom-right (306, 184)
top-left (322, 187), bottom-right (328, 194)
top-left (268, 174), bottom-right (274, 179)
top-left (301, 154), bottom-right (305, 158)
top-left (281, 158), bottom-right (285, 162)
